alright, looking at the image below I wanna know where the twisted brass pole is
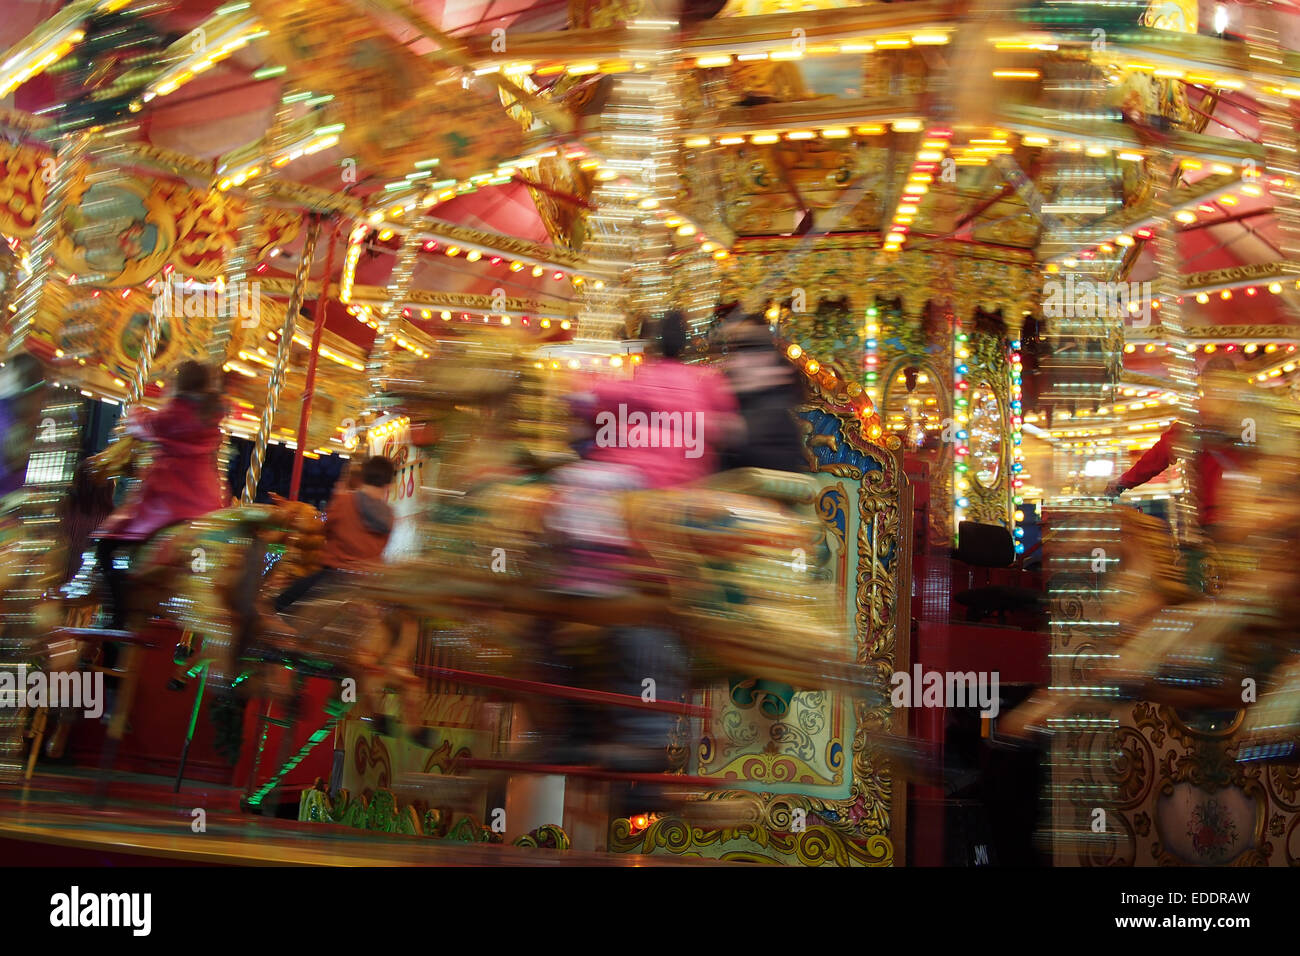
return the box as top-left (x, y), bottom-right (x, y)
top-left (241, 214), bottom-right (322, 504)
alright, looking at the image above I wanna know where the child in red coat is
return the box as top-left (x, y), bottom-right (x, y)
top-left (94, 360), bottom-right (226, 629)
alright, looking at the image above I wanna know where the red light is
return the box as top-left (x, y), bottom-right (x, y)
top-left (402, 308), bottom-right (411, 318)
top-left (1013, 479), bottom-right (1024, 488)
top-left (1245, 287), bottom-right (1257, 296)
top-left (121, 288), bottom-right (132, 299)
top-left (912, 163), bottom-right (937, 172)
top-left (490, 256), bottom-right (502, 265)
top-left (956, 446), bottom-right (970, 456)
top-left (956, 381), bottom-right (968, 390)
top-left (521, 317), bottom-right (530, 325)
top-left (1225, 344), bottom-right (1236, 351)
top-left (553, 271), bottom-right (564, 280)
top-left (423, 241), bottom-right (438, 252)
top-left (1135, 228), bottom-right (1153, 239)
top-left (255, 263), bottom-right (268, 274)
top-left (926, 128), bottom-right (952, 138)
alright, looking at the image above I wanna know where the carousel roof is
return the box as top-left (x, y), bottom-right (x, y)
top-left (2, 0), bottom-right (1299, 437)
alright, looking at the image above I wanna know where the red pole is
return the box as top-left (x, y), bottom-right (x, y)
top-left (289, 215), bottom-right (343, 501)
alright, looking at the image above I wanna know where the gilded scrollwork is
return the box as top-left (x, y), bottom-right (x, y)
top-left (963, 329), bottom-right (1013, 529)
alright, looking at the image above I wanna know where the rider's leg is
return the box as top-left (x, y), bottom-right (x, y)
top-left (274, 567), bottom-right (333, 613)
top-left (95, 538), bottom-right (127, 630)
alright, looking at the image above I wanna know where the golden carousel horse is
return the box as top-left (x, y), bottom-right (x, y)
top-left (285, 338), bottom-right (863, 726)
top-left (1004, 378), bottom-right (1300, 753)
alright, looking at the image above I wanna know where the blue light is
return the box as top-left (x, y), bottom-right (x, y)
top-left (866, 339), bottom-right (877, 349)
top-left (1011, 401), bottom-right (1022, 411)
top-left (1014, 542), bottom-right (1026, 554)
top-left (1013, 436), bottom-right (1021, 445)
top-left (1011, 340), bottom-right (1021, 349)
top-left (956, 364), bottom-right (968, 375)
top-left (957, 496), bottom-right (969, 508)
top-left (957, 430), bottom-right (968, 440)
top-left (1014, 527), bottom-right (1025, 539)
top-left (1012, 463), bottom-right (1023, 473)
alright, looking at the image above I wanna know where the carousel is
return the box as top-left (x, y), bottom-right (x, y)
top-left (0, 0), bottom-right (1297, 869)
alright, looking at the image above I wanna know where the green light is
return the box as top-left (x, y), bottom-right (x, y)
top-left (252, 65), bottom-right (286, 80)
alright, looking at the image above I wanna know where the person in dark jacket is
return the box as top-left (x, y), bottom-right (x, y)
top-left (719, 310), bottom-right (807, 473)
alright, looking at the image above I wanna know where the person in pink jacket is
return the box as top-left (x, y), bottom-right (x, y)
top-left (588, 309), bottom-right (739, 488)
top-left (94, 360), bottom-right (227, 630)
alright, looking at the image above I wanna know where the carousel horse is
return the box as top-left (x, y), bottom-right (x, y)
top-left (303, 340), bottom-right (862, 708)
top-left (1003, 377), bottom-right (1300, 748)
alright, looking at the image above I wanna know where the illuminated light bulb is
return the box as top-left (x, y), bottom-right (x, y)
top-left (610, 356), bottom-right (623, 367)
top-left (532, 265), bottom-right (544, 277)
top-left (676, 224), bottom-right (696, 237)
top-left (446, 246), bottom-right (461, 257)
top-left (1220, 290), bottom-right (1232, 300)
top-left (553, 271), bottom-right (565, 280)
top-left (540, 319), bottom-right (552, 329)
top-left (805, 359), bottom-right (820, 375)
top-left (440, 311), bottom-right (451, 320)
top-left (560, 320), bottom-right (571, 330)
top-left (466, 250), bottom-right (482, 262)
top-left (1205, 344), bottom-right (1217, 353)
top-left (1195, 293), bottom-right (1210, 304)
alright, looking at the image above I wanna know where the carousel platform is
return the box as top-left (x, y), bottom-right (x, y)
top-left (0, 771), bottom-right (714, 867)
